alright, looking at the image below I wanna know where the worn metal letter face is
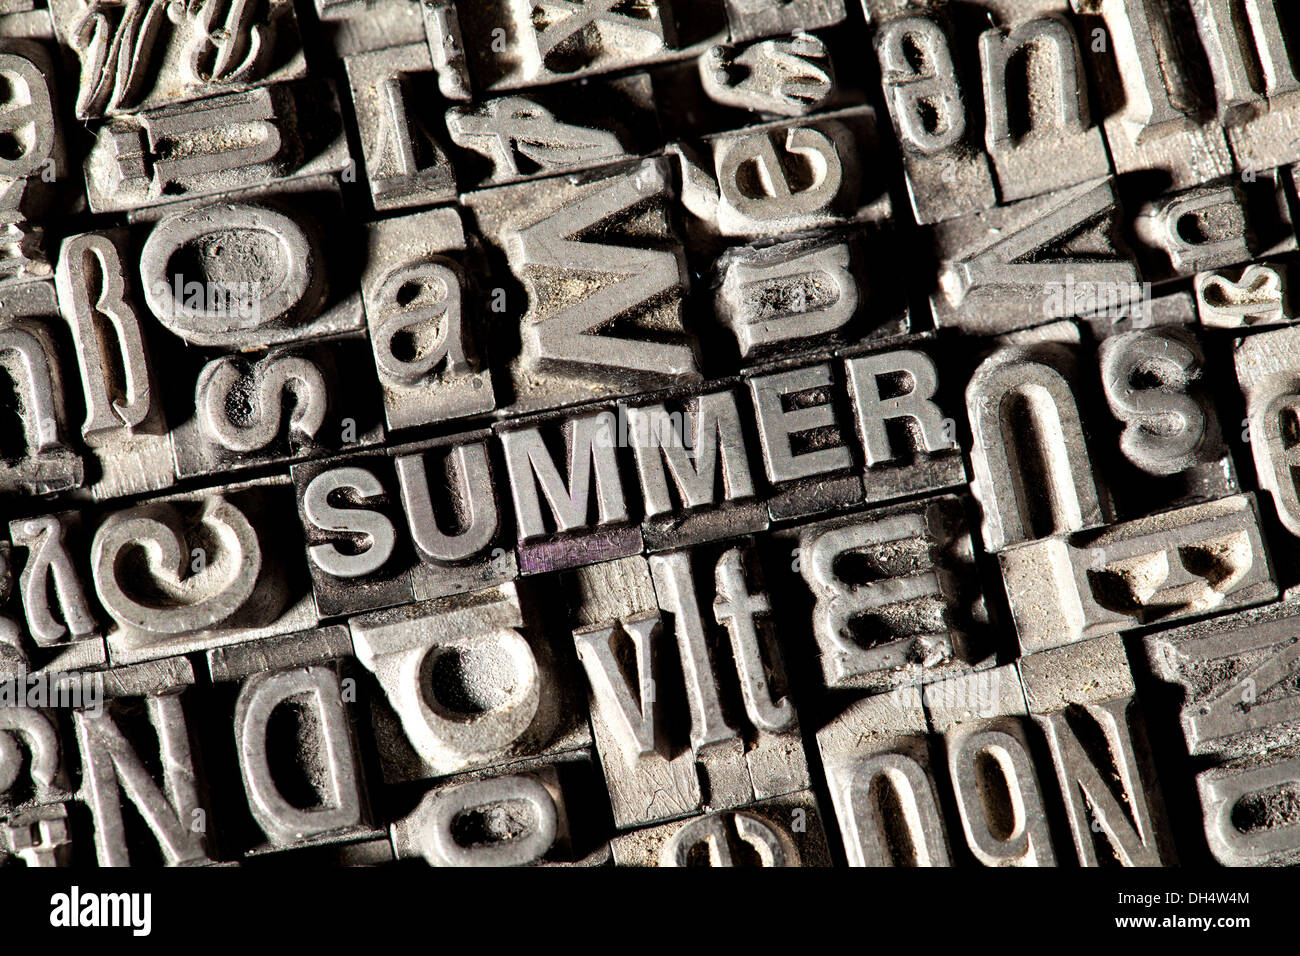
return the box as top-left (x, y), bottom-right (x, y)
top-left (869, 9), bottom-right (995, 224)
top-left (0, 310), bottom-right (84, 497)
top-left (84, 82), bottom-right (350, 213)
top-left (568, 557), bottom-right (700, 828)
top-left (1235, 327), bottom-right (1300, 537)
top-left (88, 482), bottom-right (316, 664)
top-left (139, 201), bottom-right (335, 348)
top-left (979, 14), bottom-right (1110, 202)
top-left (1197, 262), bottom-right (1290, 328)
top-left (396, 774), bottom-right (560, 866)
top-left (0, 705), bottom-right (68, 813)
top-left (343, 43), bottom-right (456, 211)
top-left (925, 666), bottom-right (1055, 867)
top-left (73, 659), bottom-right (211, 865)
top-left (394, 433), bottom-right (518, 602)
top-left (505, 0), bottom-right (672, 85)
top-left (499, 408), bottom-right (640, 574)
top-left (700, 33), bottom-right (833, 116)
top-left (1146, 595), bottom-right (1300, 761)
top-left (1133, 183), bottom-right (1255, 277)
top-left (610, 791), bottom-right (830, 866)
top-left (294, 455), bottom-right (411, 617)
top-left (647, 542), bottom-right (808, 810)
top-left (55, 230), bottom-right (173, 500)
top-left (1198, 756), bottom-right (1300, 866)
top-left (361, 207), bottom-right (493, 431)
top-left (8, 514), bottom-right (96, 649)
top-left (715, 123), bottom-right (846, 233)
top-left (847, 349), bottom-right (965, 504)
top-left (172, 336), bottom-right (383, 480)
top-left (55, 0), bottom-right (307, 119)
top-left (934, 178), bottom-right (1140, 333)
top-left (748, 361), bottom-right (861, 521)
top-left (790, 497), bottom-right (990, 692)
top-left (966, 342), bottom-right (1110, 552)
top-left (1099, 328), bottom-right (1233, 504)
top-left (716, 239), bottom-right (858, 360)
top-left (235, 666), bottom-right (364, 847)
top-left (627, 388), bottom-right (767, 550)
top-left (817, 688), bottom-right (950, 867)
top-left (350, 586), bottom-right (586, 783)
top-left (1020, 637), bottom-right (1176, 866)
top-left (466, 157), bottom-right (700, 414)
top-left (1001, 494), bottom-right (1276, 653)
top-left (1068, 0), bottom-right (1231, 188)
top-left (1190, 0), bottom-right (1300, 171)
top-left (447, 95), bottom-right (626, 184)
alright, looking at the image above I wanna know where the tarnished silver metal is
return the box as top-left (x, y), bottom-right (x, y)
top-left (977, 4), bottom-right (1111, 203)
top-left (609, 790), bottom-right (830, 866)
top-left (361, 207), bottom-right (493, 431)
top-left (0, 285), bottom-right (84, 497)
top-left (294, 453), bottom-right (412, 617)
top-left (817, 685), bottom-right (952, 866)
top-left (1000, 494), bottom-right (1276, 654)
top-left (1, 805), bottom-right (73, 866)
top-left (1068, 0), bottom-right (1232, 189)
top-left (1132, 177), bottom-right (1295, 279)
top-left (568, 556), bottom-right (698, 828)
top-left (785, 496), bottom-right (992, 692)
top-left (726, 0), bottom-right (844, 43)
top-left (1098, 325), bottom-right (1237, 508)
top-left (344, 42), bottom-right (456, 211)
top-left (464, 157), bottom-right (701, 415)
top-left (626, 386), bottom-right (769, 551)
top-left (170, 334), bottom-right (384, 481)
top-left (933, 178), bottom-right (1140, 333)
top-left (447, 76), bottom-right (658, 190)
top-left (0, 39), bottom-right (64, 288)
top-left (847, 346), bottom-right (966, 504)
top-left (966, 328), bottom-right (1113, 553)
top-left (571, 546), bottom-right (809, 829)
top-left (1174, 600), bottom-right (1300, 873)
top-left (89, 477), bottom-right (317, 665)
top-left (458, 0), bottom-right (717, 93)
top-left (392, 761), bottom-right (609, 866)
top-left (674, 107), bottom-right (887, 239)
top-left (716, 238), bottom-right (859, 361)
top-left (394, 771), bottom-right (560, 866)
top-left (349, 583), bottom-right (589, 783)
top-left (700, 33), bottom-right (833, 116)
top-left (52, 0), bottom-right (308, 119)
top-left (73, 656), bottom-right (213, 865)
top-left (54, 229), bottom-right (174, 501)
top-left (138, 195), bottom-right (365, 347)
top-left (866, 4), bottom-right (996, 225)
top-left (392, 431), bottom-right (519, 601)
top-left (747, 360), bottom-right (862, 521)
top-left (1019, 635), bottom-right (1177, 865)
top-left (84, 82), bottom-right (351, 213)
top-left (1237, 326), bottom-right (1300, 538)
top-left (499, 407), bottom-right (642, 574)
top-left (1190, 0), bottom-right (1300, 172)
top-left (1197, 261), bottom-right (1292, 328)
top-left (210, 626), bottom-right (372, 854)
top-left (925, 666), bottom-right (1056, 867)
